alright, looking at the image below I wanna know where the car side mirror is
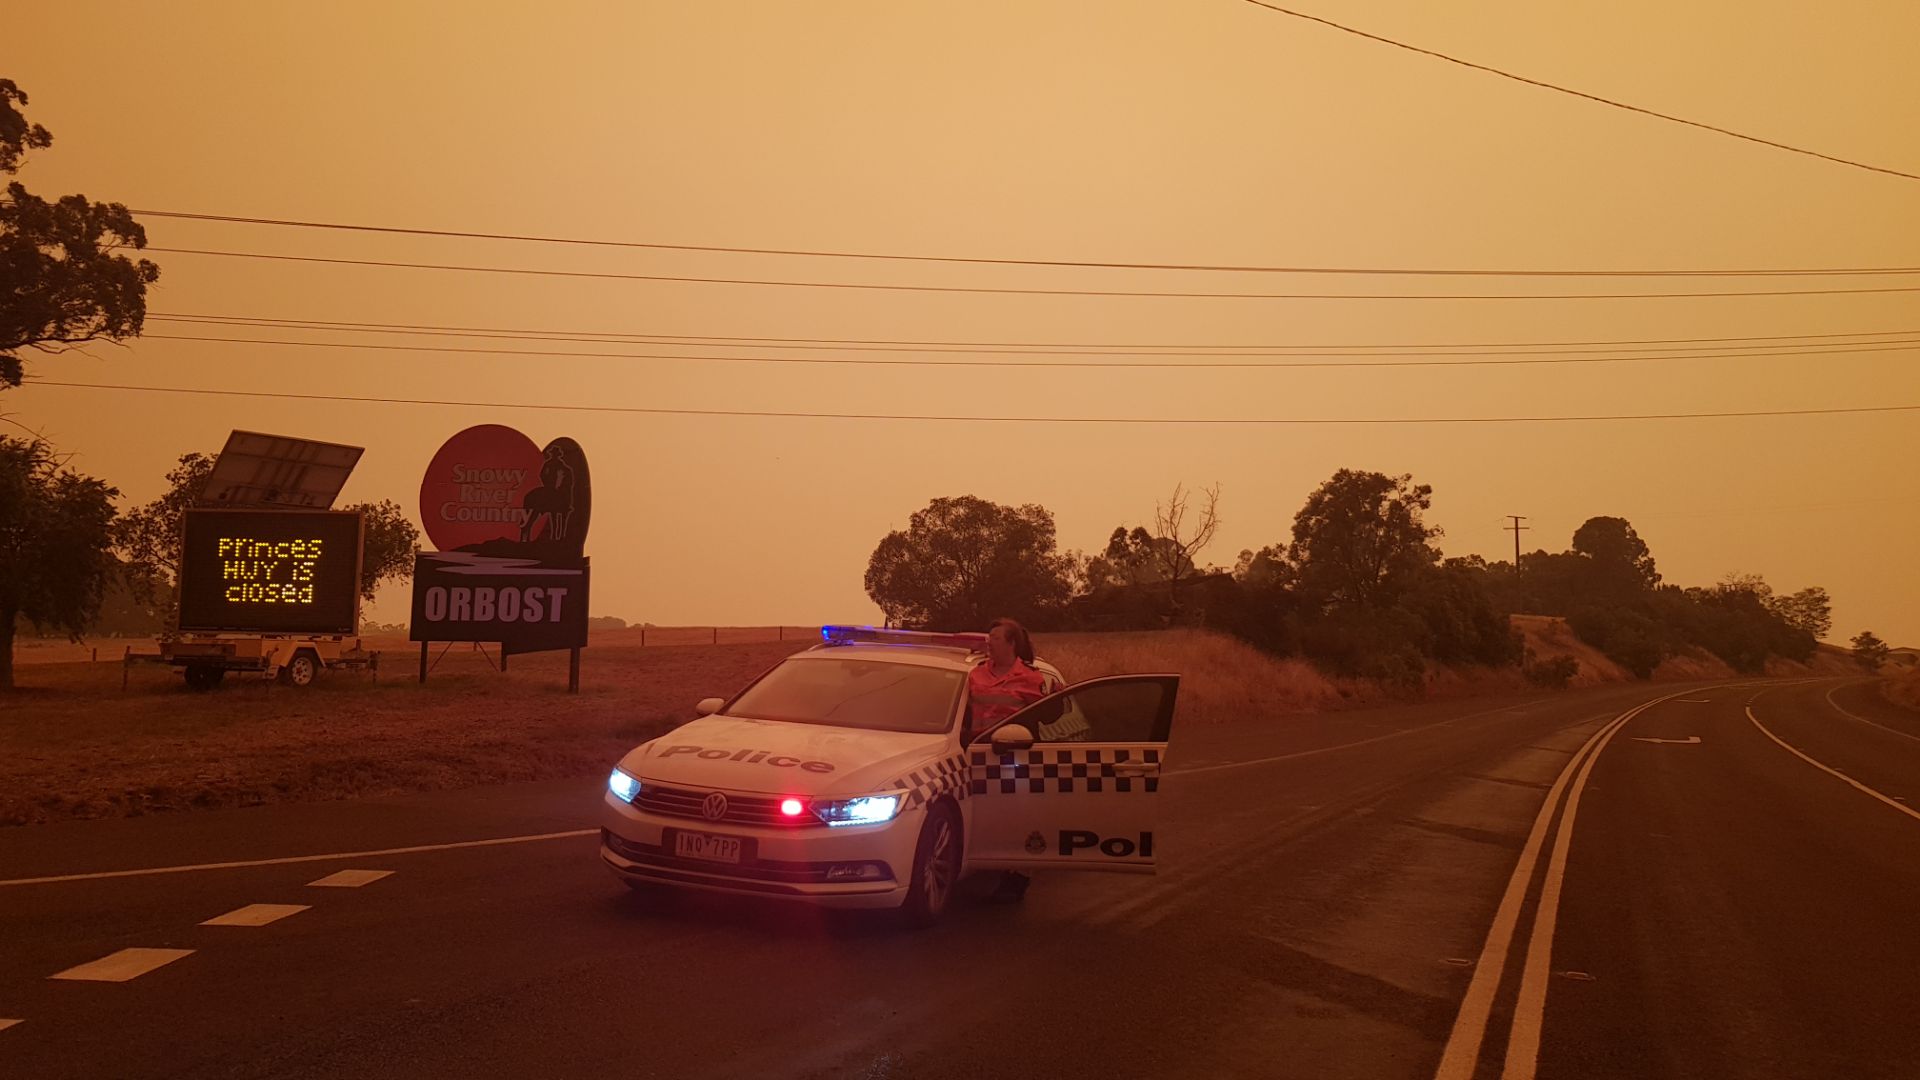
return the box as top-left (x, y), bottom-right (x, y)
top-left (990, 723), bottom-right (1036, 754)
top-left (695, 697), bottom-right (725, 717)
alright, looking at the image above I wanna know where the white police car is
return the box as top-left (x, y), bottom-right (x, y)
top-left (600, 626), bottom-right (1179, 925)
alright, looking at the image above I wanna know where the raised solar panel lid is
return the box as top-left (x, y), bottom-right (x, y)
top-left (200, 430), bottom-right (365, 509)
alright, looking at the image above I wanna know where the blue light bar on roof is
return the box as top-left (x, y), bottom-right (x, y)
top-left (821, 625), bottom-right (989, 650)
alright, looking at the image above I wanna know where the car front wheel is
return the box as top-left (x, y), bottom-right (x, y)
top-left (898, 803), bottom-right (961, 928)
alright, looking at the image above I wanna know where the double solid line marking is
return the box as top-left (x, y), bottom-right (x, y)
top-left (1432, 686), bottom-right (1708, 1080)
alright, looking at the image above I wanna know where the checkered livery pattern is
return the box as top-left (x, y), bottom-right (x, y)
top-left (890, 754), bottom-right (971, 810)
top-left (969, 747), bottom-right (1164, 795)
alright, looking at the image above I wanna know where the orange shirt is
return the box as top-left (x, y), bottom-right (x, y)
top-left (967, 659), bottom-right (1048, 729)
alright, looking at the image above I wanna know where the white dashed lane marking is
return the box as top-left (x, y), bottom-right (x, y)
top-left (0, 829), bottom-right (592, 888)
top-left (50, 948), bottom-right (194, 983)
top-left (308, 869), bottom-right (394, 888)
top-left (201, 903), bottom-right (311, 927)
top-left (0, 1019), bottom-right (21, 1034)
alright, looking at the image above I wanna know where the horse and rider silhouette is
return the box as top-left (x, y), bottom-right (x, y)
top-left (519, 444), bottom-right (576, 544)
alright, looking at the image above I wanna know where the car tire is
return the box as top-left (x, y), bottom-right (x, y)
top-left (280, 651), bottom-right (319, 687)
top-left (898, 802), bottom-right (961, 929)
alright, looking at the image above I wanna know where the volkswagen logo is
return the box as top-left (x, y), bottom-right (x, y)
top-left (701, 792), bottom-right (729, 821)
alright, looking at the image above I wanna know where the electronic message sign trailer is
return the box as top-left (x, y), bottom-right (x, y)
top-left (411, 424), bottom-right (592, 691)
top-left (131, 431), bottom-right (380, 690)
top-left (153, 508), bottom-right (377, 690)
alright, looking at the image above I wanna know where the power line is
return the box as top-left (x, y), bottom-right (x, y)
top-left (142, 247), bottom-right (1920, 300)
top-left (134, 331), bottom-right (1920, 370)
top-left (27, 380), bottom-right (1920, 424)
top-left (131, 208), bottom-right (1920, 276)
top-left (147, 312), bottom-right (1920, 357)
top-left (1238, 0), bottom-right (1920, 184)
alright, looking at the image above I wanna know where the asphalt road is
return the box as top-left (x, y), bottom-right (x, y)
top-left (3, 676), bottom-right (1916, 1079)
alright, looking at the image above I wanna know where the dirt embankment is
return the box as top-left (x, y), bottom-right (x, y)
top-left (1883, 667), bottom-right (1920, 712)
top-left (1505, 614), bottom-right (1858, 684)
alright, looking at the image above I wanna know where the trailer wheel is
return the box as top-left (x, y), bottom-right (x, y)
top-left (280, 651), bottom-right (320, 688)
top-left (184, 665), bottom-right (225, 691)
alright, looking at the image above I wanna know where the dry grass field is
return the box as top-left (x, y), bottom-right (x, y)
top-left (8, 626), bottom-right (818, 665)
top-left (0, 621), bottom-right (1860, 827)
top-left (0, 638), bottom-right (804, 827)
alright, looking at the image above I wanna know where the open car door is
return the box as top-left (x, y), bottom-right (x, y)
top-left (964, 674), bottom-right (1178, 874)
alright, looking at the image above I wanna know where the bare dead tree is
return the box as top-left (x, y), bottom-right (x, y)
top-left (1152, 482), bottom-right (1222, 611)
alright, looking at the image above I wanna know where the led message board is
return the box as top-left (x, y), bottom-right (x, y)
top-left (178, 509), bottom-right (364, 635)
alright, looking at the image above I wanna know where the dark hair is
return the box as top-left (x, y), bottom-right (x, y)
top-left (988, 617), bottom-right (1035, 665)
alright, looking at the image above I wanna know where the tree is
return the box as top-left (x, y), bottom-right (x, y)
top-left (1718, 571), bottom-right (1770, 600)
top-left (1768, 586), bottom-right (1832, 639)
top-left (1150, 482), bottom-right (1221, 610)
top-left (343, 498), bottom-right (421, 601)
top-left (1288, 469), bottom-right (1441, 608)
top-left (0, 438), bottom-right (118, 689)
top-left (115, 451), bottom-right (215, 609)
top-left (864, 496), bottom-right (1074, 630)
top-left (1233, 544), bottom-right (1290, 588)
top-left (1571, 516), bottom-right (1660, 594)
top-left (1089, 526), bottom-right (1170, 589)
top-left (115, 451), bottom-right (419, 617)
top-left (1851, 630), bottom-right (1890, 672)
top-left (1, 79), bottom-right (159, 388)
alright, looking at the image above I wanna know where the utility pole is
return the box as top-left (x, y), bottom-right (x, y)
top-left (1507, 515), bottom-right (1530, 572)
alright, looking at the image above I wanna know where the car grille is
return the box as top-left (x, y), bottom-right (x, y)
top-left (634, 783), bottom-right (822, 828)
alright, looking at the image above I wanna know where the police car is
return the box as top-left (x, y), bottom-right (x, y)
top-left (600, 625), bottom-right (1179, 925)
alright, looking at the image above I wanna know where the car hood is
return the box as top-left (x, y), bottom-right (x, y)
top-left (619, 713), bottom-right (954, 798)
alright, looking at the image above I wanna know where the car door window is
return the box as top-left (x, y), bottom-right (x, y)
top-left (987, 675), bottom-right (1177, 744)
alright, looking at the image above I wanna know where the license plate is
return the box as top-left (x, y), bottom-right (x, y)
top-left (673, 831), bottom-right (743, 864)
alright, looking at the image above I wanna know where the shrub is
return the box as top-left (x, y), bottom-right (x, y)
top-left (1401, 564), bottom-right (1524, 667)
top-left (1523, 651), bottom-right (1580, 689)
top-left (1568, 606), bottom-right (1667, 679)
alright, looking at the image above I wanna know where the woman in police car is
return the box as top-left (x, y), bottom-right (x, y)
top-left (967, 618), bottom-right (1049, 732)
top-left (968, 617), bottom-right (1050, 903)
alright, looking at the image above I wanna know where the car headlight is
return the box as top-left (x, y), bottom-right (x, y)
top-left (812, 793), bottom-right (904, 827)
top-left (608, 768), bottom-right (642, 804)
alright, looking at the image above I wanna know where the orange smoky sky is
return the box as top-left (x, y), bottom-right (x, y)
top-left (7, 1), bottom-right (1918, 644)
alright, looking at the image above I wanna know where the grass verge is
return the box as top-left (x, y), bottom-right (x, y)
top-left (3, 622), bottom-right (1844, 827)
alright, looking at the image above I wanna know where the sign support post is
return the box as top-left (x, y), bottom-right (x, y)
top-left (568, 647), bottom-right (581, 693)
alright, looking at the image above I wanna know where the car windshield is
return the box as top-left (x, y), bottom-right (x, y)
top-left (724, 656), bottom-right (965, 734)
